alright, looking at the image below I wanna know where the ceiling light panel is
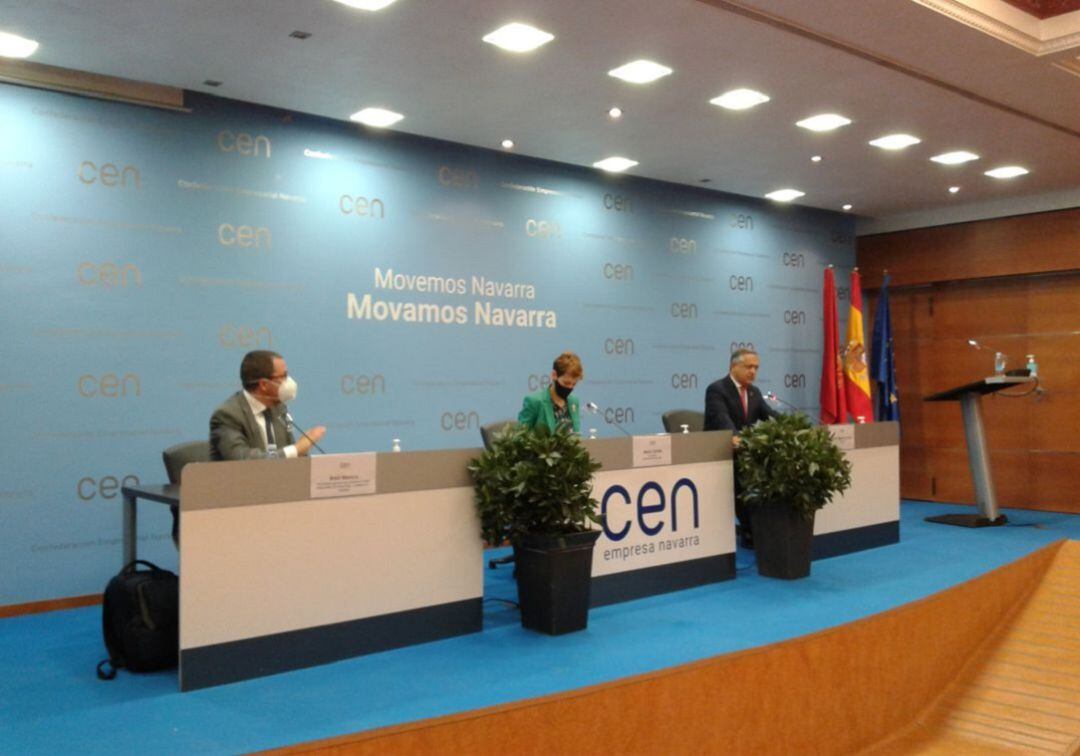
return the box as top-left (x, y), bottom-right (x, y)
top-left (869, 134), bottom-right (921, 150)
top-left (592, 156), bottom-right (639, 172)
top-left (931, 150), bottom-right (979, 165)
top-left (482, 23), bottom-right (554, 53)
top-left (332, 0), bottom-right (399, 10)
top-left (0, 30), bottom-right (39, 58)
top-left (765, 188), bottom-right (805, 202)
top-left (796, 114), bottom-right (851, 132)
top-left (985, 166), bottom-right (1029, 178)
top-left (349, 107), bottom-right (404, 128)
top-left (710, 88), bottom-right (770, 110)
top-left (608, 60), bottom-right (672, 84)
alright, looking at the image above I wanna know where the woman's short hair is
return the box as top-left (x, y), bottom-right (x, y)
top-left (553, 351), bottom-right (583, 379)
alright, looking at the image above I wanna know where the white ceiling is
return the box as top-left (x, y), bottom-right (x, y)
top-left (1, 0), bottom-right (1078, 221)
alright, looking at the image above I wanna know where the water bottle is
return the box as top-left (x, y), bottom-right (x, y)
top-left (1026, 354), bottom-right (1038, 378)
top-left (680, 424), bottom-right (690, 434)
top-left (588, 428), bottom-right (598, 440)
top-left (391, 438), bottom-right (401, 453)
top-left (994, 352), bottom-right (1006, 376)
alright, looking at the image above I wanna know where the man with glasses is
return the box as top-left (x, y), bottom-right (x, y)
top-left (210, 350), bottom-right (326, 461)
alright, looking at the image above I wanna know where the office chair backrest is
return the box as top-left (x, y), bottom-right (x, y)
top-left (162, 441), bottom-right (212, 485)
top-left (480, 420), bottom-right (518, 451)
top-left (661, 409), bottom-right (705, 433)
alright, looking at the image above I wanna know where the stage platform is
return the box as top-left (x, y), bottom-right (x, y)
top-left (1, 500), bottom-right (1077, 754)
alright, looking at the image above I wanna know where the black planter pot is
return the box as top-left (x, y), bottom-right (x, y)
top-left (752, 505), bottom-right (815, 579)
top-left (514, 529), bottom-right (601, 635)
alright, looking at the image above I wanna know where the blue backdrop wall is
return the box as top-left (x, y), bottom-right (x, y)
top-left (0, 83), bottom-right (854, 604)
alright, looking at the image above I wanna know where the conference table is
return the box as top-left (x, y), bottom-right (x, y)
top-left (118, 424), bottom-right (898, 691)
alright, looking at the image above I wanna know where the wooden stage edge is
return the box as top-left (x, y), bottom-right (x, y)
top-left (0, 593), bottom-right (101, 619)
top-left (268, 541), bottom-right (1067, 756)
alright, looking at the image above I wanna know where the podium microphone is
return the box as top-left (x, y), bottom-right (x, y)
top-left (967, 338), bottom-right (1010, 375)
top-left (285, 410), bottom-right (326, 454)
top-left (585, 401), bottom-right (632, 437)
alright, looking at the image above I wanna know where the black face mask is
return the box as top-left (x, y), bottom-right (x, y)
top-left (552, 381), bottom-right (573, 400)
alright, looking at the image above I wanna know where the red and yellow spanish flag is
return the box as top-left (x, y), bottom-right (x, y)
top-left (844, 269), bottom-right (874, 422)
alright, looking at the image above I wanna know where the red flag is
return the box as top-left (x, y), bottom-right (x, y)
top-left (844, 269), bottom-right (874, 422)
top-left (820, 267), bottom-right (848, 424)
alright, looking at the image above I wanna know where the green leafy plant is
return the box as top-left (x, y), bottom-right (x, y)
top-left (469, 423), bottom-right (603, 545)
top-left (736, 413), bottom-right (853, 519)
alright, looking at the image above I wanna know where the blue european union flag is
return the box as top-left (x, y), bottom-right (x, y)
top-left (870, 275), bottom-right (899, 422)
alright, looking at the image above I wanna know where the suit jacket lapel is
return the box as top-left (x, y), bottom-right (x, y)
top-left (237, 392), bottom-right (267, 452)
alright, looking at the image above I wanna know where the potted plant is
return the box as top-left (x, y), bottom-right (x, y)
top-left (469, 423), bottom-right (603, 634)
top-left (736, 413), bottom-right (853, 579)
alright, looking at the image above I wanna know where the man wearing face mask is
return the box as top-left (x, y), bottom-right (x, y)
top-left (518, 351), bottom-right (583, 433)
top-left (209, 350), bottom-right (327, 461)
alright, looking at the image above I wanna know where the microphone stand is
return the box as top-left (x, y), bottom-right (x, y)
top-left (585, 402), bottom-right (632, 436)
top-left (285, 411), bottom-right (326, 454)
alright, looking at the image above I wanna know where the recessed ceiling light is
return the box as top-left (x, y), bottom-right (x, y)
top-left (949, 186), bottom-right (960, 194)
top-left (501, 139), bottom-right (514, 149)
top-left (608, 59), bottom-right (672, 84)
top-left (332, 0), bottom-right (399, 10)
top-left (796, 114), bottom-right (852, 132)
top-left (710, 88), bottom-right (770, 110)
top-left (869, 133), bottom-right (921, 150)
top-left (592, 156), bottom-right (639, 173)
top-left (811, 155), bottom-right (822, 163)
top-left (608, 107), bottom-right (623, 119)
top-left (985, 166), bottom-right (1029, 179)
top-left (0, 30), bottom-right (39, 59)
top-left (931, 150), bottom-right (979, 165)
top-left (765, 188), bottom-right (805, 202)
top-left (842, 204), bottom-right (853, 211)
top-left (482, 22), bottom-right (554, 53)
top-left (349, 107), bottom-right (404, 128)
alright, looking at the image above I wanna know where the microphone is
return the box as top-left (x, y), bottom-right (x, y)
top-left (967, 339), bottom-right (1009, 375)
top-left (764, 391), bottom-right (802, 414)
top-left (585, 401), bottom-right (632, 436)
top-left (285, 410), bottom-right (326, 454)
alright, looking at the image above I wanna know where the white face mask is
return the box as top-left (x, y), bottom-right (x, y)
top-left (276, 375), bottom-right (298, 404)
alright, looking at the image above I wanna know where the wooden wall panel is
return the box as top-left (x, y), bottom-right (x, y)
top-left (858, 209), bottom-right (1079, 513)
top-left (1029, 453), bottom-right (1080, 514)
top-left (858, 208), bottom-right (1080, 288)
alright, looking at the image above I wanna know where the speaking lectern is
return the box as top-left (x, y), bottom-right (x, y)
top-left (923, 373), bottom-right (1032, 527)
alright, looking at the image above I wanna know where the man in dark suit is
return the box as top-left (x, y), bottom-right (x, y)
top-left (704, 348), bottom-right (778, 547)
top-left (210, 350), bottom-right (326, 461)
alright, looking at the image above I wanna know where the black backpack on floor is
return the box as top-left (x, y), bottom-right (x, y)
top-left (96, 560), bottom-right (179, 680)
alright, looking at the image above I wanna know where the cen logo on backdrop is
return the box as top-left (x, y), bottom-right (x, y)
top-left (78, 373), bottom-right (140, 398)
top-left (78, 161), bottom-right (140, 189)
top-left (218, 325), bottom-right (272, 349)
top-left (217, 130), bottom-right (271, 158)
top-left (77, 262), bottom-right (141, 288)
top-left (77, 474), bottom-right (140, 501)
top-left (218, 224), bottom-right (271, 249)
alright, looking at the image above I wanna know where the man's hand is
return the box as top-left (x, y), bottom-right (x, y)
top-left (296, 425), bottom-right (327, 456)
top-left (732, 434), bottom-right (742, 449)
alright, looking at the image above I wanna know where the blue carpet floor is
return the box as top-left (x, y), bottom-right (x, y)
top-left (1, 500), bottom-right (1077, 754)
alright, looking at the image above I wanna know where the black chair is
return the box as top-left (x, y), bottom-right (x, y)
top-left (480, 419), bottom-right (517, 451)
top-left (661, 409), bottom-right (705, 433)
top-left (161, 440), bottom-right (212, 547)
top-left (479, 420), bottom-right (517, 570)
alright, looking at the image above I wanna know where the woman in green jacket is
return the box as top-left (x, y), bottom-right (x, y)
top-left (518, 351), bottom-right (583, 433)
